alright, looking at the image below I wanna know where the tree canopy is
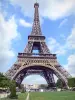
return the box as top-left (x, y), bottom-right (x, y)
top-left (0, 73), bottom-right (10, 88)
top-left (56, 79), bottom-right (63, 88)
top-left (0, 73), bottom-right (17, 98)
top-left (68, 78), bottom-right (75, 88)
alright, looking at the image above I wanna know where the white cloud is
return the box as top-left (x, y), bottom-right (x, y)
top-left (48, 37), bottom-right (66, 55)
top-left (48, 23), bottom-right (75, 55)
top-left (10, 0), bottom-right (75, 20)
top-left (67, 25), bottom-right (75, 49)
top-left (64, 54), bottom-right (75, 77)
top-left (0, 13), bottom-right (20, 72)
top-left (47, 25), bottom-right (75, 77)
top-left (19, 19), bottom-right (32, 27)
top-left (48, 37), bottom-right (75, 77)
top-left (58, 18), bottom-right (68, 28)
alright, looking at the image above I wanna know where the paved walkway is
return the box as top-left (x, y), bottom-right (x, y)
top-left (0, 93), bottom-right (9, 98)
top-left (26, 92), bottom-right (29, 100)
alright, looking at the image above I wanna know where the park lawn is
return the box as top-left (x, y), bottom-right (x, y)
top-left (0, 91), bottom-right (75, 100)
top-left (30, 91), bottom-right (75, 100)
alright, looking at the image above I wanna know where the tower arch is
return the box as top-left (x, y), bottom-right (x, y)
top-left (13, 64), bottom-right (68, 87)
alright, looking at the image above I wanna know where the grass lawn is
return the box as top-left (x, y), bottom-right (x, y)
top-left (30, 91), bottom-right (75, 100)
top-left (0, 91), bottom-right (75, 100)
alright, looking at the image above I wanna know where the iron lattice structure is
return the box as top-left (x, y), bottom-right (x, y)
top-left (6, 3), bottom-right (71, 88)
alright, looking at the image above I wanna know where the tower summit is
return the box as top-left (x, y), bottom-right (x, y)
top-left (6, 3), bottom-right (71, 88)
top-left (34, 2), bottom-right (39, 7)
top-left (30, 2), bottom-right (42, 36)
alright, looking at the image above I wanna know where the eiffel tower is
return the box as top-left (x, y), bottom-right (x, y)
top-left (6, 2), bottom-right (71, 88)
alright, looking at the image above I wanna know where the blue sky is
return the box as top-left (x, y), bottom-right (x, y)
top-left (0, 0), bottom-right (75, 84)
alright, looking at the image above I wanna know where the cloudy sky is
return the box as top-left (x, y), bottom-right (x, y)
top-left (0, 0), bottom-right (75, 84)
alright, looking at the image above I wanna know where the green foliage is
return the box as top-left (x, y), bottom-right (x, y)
top-left (0, 73), bottom-right (17, 99)
top-left (20, 84), bottom-right (25, 93)
top-left (21, 88), bottom-right (25, 93)
top-left (56, 79), bottom-right (63, 88)
top-left (9, 80), bottom-right (17, 99)
top-left (68, 78), bottom-right (75, 88)
top-left (0, 73), bottom-right (10, 88)
top-left (0, 80), bottom-right (9, 88)
top-left (39, 84), bottom-right (48, 89)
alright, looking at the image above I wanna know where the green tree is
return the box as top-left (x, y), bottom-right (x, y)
top-left (9, 80), bottom-right (17, 99)
top-left (20, 84), bottom-right (25, 93)
top-left (0, 73), bottom-right (10, 88)
top-left (0, 80), bottom-right (9, 88)
top-left (0, 73), bottom-right (17, 99)
top-left (56, 79), bottom-right (63, 89)
top-left (39, 84), bottom-right (48, 89)
top-left (68, 78), bottom-right (75, 88)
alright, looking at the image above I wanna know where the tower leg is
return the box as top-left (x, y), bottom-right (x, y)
top-left (43, 70), bottom-right (56, 88)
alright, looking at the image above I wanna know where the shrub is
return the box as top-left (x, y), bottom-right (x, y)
top-left (9, 80), bottom-right (17, 99)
